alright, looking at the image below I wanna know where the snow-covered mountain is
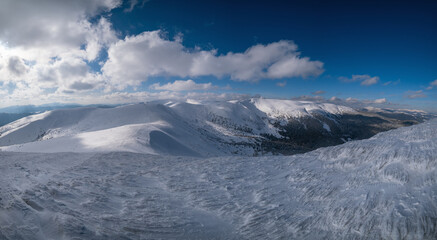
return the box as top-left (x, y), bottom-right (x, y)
top-left (0, 112), bottom-right (32, 127)
top-left (1, 118), bottom-right (436, 239)
top-left (0, 98), bottom-right (431, 156)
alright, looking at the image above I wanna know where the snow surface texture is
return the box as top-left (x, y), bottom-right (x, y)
top-left (0, 98), bottom-right (357, 156)
top-left (251, 98), bottom-right (355, 118)
top-left (1, 119), bottom-right (436, 239)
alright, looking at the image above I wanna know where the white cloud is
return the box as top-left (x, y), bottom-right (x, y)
top-left (329, 96), bottom-right (339, 101)
top-left (69, 81), bottom-right (96, 91)
top-left (102, 31), bottom-right (196, 89)
top-left (266, 55), bottom-right (324, 79)
top-left (0, 88), bottom-right (7, 96)
top-left (190, 40), bottom-right (324, 81)
top-left (426, 79), bottom-right (437, 90)
top-left (124, 0), bottom-right (139, 12)
top-left (345, 97), bottom-right (358, 102)
top-left (7, 56), bottom-right (27, 76)
top-left (345, 97), bottom-right (385, 104)
top-left (0, 0), bottom-right (120, 51)
top-left (0, 0), bottom-right (325, 106)
top-left (150, 80), bottom-right (217, 91)
top-left (0, 0), bottom-right (118, 102)
top-left (339, 74), bottom-right (379, 86)
top-left (361, 76), bottom-right (379, 86)
top-left (190, 40), bottom-right (323, 81)
top-left (124, 0), bottom-right (148, 12)
top-left (102, 31), bottom-right (324, 89)
top-left (405, 90), bottom-right (427, 99)
top-left (373, 98), bottom-right (387, 104)
top-left (383, 79), bottom-right (400, 86)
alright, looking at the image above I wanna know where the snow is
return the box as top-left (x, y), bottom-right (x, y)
top-left (186, 99), bottom-right (202, 105)
top-left (251, 98), bottom-right (355, 118)
top-left (1, 123), bottom-right (166, 154)
top-left (0, 99), bottom-right (357, 156)
top-left (0, 103), bottom-right (223, 156)
top-left (323, 122), bottom-right (331, 132)
top-left (1, 119), bottom-right (436, 239)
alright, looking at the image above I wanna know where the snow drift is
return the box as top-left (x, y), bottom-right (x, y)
top-left (0, 119), bottom-right (436, 239)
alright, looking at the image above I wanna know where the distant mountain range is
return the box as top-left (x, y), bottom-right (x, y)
top-left (0, 103), bottom-right (117, 128)
top-left (0, 98), bottom-right (434, 156)
top-left (0, 103), bottom-right (84, 114)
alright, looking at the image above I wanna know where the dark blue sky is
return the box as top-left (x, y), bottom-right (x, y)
top-left (107, 0), bottom-right (436, 110)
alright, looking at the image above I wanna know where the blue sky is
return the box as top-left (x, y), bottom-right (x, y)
top-left (0, 0), bottom-right (436, 111)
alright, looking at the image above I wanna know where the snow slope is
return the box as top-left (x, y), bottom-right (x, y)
top-left (0, 119), bottom-right (436, 239)
top-left (0, 98), bottom-right (432, 156)
top-left (251, 98), bottom-right (355, 118)
top-left (0, 103), bottom-right (224, 156)
top-left (0, 99), bottom-right (357, 156)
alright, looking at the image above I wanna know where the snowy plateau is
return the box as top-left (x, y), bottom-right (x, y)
top-left (0, 98), bottom-right (436, 239)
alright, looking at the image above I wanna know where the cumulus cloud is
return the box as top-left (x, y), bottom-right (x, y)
top-left (0, 0), bottom-right (118, 103)
top-left (102, 31), bottom-right (324, 89)
top-left (69, 81), bottom-right (96, 91)
top-left (0, 0), bottom-right (325, 106)
top-left (311, 90), bottom-right (325, 95)
top-left (342, 97), bottom-right (385, 104)
top-left (405, 90), bottom-right (427, 99)
top-left (7, 56), bottom-right (27, 76)
top-left (373, 98), bottom-right (387, 104)
top-left (0, 0), bottom-right (120, 50)
top-left (149, 80), bottom-right (217, 91)
top-left (339, 74), bottom-right (380, 86)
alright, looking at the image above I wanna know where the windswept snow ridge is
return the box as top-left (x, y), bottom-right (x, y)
top-left (0, 98), bottom-right (428, 156)
top-left (0, 119), bottom-right (436, 239)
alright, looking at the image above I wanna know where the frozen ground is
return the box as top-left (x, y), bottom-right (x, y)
top-left (0, 119), bottom-right (436, 239)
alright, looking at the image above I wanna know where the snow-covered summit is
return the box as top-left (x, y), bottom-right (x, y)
top-left (0, 98), bottom-right (428, 156)
top-left (251, 98), bottom-right (355, 118)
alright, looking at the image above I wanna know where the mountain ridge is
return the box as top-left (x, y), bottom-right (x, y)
top-left (0, 98), bottom-right (434, 156)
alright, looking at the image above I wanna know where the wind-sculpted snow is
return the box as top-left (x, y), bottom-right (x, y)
top-left (1, 119), bottom-right (436, 239)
